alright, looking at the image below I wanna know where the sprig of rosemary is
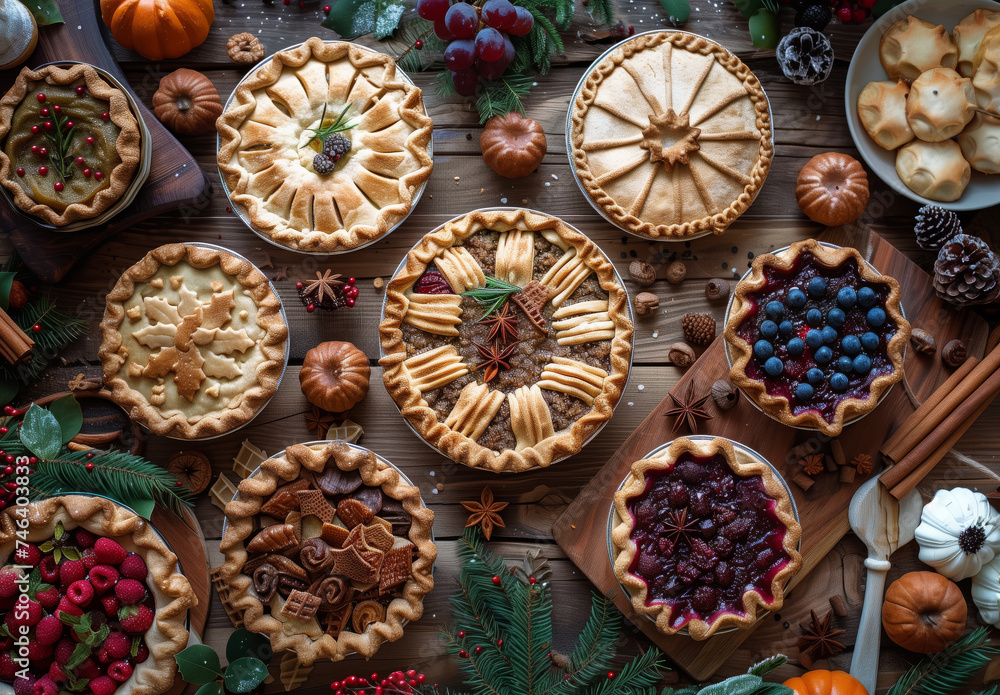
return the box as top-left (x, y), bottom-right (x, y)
top-left (42, 111), bottom-right (75, 182)
top-left (301, 102), bottom-right (357, 150)
top-left (461, 277), bottom-right (522, 319)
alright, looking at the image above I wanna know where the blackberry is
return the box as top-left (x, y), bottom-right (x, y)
top-left (323, 133), bottom-right (351, 159)
top-left (795, 2), bottom-right (831, 31)
top-left (313, 152), bottom-right (336, 175)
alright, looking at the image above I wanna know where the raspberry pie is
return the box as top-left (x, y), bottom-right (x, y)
top-left (217, 37), bottom-right (433, 252)
top-left (219, 441), bottom-right (436, 665)
top-left (379, 208), bottom-right (633, 473)
top-left (725, 240), bottom-right (909, 436)
top-left (611, 437), bottom-right (801, 639)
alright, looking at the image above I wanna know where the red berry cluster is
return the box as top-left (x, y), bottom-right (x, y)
top-left (330, 669), bottom-right (428, 694)
top-left (832, 0), bottom-right (875, 24)
top-left (23, 92), bottom-right (103, 190)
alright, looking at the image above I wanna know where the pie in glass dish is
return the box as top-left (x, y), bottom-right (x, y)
top-left (99, 243), bottom-right (288, 439)
top-left (725, 239), bottom-right (909, 437)
top-left (611, 437), bottom-right (801, 640)
top-left (218, 441), bottom-right (436, 664)
top-left (0, 63), bottom-right (141, 226)
top-left (217, 37), bottom-right (433, 252)
top-left (379, 208), bottom-right (633, 473)
top-left (570, 31), bottom-right (773, 239)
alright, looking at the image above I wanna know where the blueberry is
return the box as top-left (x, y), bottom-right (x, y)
top-left (822, 325), bottom-right (839, 345)
top-left (853, 354), bottom-right (873, 375)
top-left (858, 286), bottom-right (877, 308)
top-left (837, 287), bottom-right (857, 309)
top-left (795, 383), bottom-right (815, 401)
top-left (787, 337), bottom-right (805, 357)
top-left (765, 301), bottom-right (785, 320)
top-left (754, 340), bottom-right (774, 360)
top-left (861, 332), bottom-right (880, 352)
top-left (808, 277), bottom-right (827, 298)
top-left (827, 308), bottom-right (846, 329)
top-left (841, 334), bottom-right (862, 356)
top-left (866, 307), bottom-right (886, 328)
top-left (806, 367), bottom-right (825, 385)
top-left (830, 372), bottom-right (849, 391)
top-left (837, 356), bottom-right (854, 374)
top-left (806, 329), bottom-right (824, 349)
top-left (764, 357), bottom-right (784, 376)
top-left (814, 346), bottom-right (833, 365)
top-left (787, 287), bottom-right (807, 309)
top-left (779, 320), bottom-right (794, 338)
top-left (806, 308), bottom-right (823, 327)
top-left (760, 320), bottom-right (779, 340)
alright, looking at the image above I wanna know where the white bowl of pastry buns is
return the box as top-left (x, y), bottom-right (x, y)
top-left (846, 0), bottom-right (1000, 210)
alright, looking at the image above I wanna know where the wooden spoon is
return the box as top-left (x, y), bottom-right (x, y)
top-left (848, 473), bottom-right (923, 694)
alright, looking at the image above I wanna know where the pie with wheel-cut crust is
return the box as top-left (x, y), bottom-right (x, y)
top-left (570, 31), bottom-right (773, 239)
top-left (217, 37), bottom-right (433, 252)
top-left (99, 243), bottom-right (288, 439)
top-left (611, 437), bottom-right (801, 640)
top-left (379, 208), bottom-right (633, 473)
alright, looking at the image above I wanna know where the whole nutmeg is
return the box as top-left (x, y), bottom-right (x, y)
top-left (942, 339), bottom-right (967, 367)
top-left (7, 280), bottom-right (29, 309)
top-left (909, 328), bottom-right (937, 355)
top-left (667, 342), bottom-right (696, 367)
top-left (481, 112), bottom-right (547, 178)
top-left (629, 260), bottom-right (656, 287)
top-left (705, 278), bottom-right (729, 301)
top-left (711, 379), bottom-right (739, 410)
top-left (665, 260), bottom-right (687, 284)
top-left (227, 32), bottom-right (265, 64)
top-left (633, 291), bottom-right (659, 317)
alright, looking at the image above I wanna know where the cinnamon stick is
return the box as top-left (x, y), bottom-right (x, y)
top-left (0, 307), bottom-right (33, 365)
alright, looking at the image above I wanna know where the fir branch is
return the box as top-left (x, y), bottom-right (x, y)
top-left (476, 75), bottom-right (533, 123)
top-left (0, 294), bottom-right (84, 389)
top-left (582, 647), bottom-right (665, 695)
top-left (545, 593), bottom-right (621, 694)
top-left (585, 0), bottom-right (615, 25)
top-left (435, 70), bottom-right (457, 98)
top-left (971, 687), bottom-right (999, 695)
top-left (887, 628), bottom-right (1000, 695)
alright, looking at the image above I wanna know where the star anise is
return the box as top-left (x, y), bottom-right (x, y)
top-left (663, 381), bottom-right (714, 434)
top-left (798, 609), bottom-right (846, 659)
top-left (662, 507), bottom-right (699, 547)
top-left (304, 405), bottom-right (338, 438)
top-left (801, 454), bottom-right (825, 476)
top-left (303, 270), bottom-right (345, 304)
top-left (461, 487), bottom-right (508, 541)
top-left (852, 453), bottom-right (874, 477)
top-left (481, 302), bottom-right (519, 344)
top-left (473, 340), bottom-right (519, 383)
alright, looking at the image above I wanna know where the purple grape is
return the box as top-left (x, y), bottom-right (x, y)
top-left (434, 18), bottom-right (454, 41)
top-left (476, 53), bottom-right (510, 80)
top-left (475, 27), bottom-right (505, 62)
top-left (508, 6), bottom-right (534, 36)
top-left (416, 0), bottom-right (449, 21)
top-left (444, 39), bottom-right (476, 71)
top-left (451, 68), bottom-right (479, 96)
top-left (503, 34), bottom-right (515, 63)
top-left (482, 0), bottom-right (516, 31)
top-left (444, 3), bottom-right (478, 39)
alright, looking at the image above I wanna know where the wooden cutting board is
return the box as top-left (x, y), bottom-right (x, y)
top-left (551, 223), bottom-right (989, 681)
top-left (151, 506), bottom-right (211, 639)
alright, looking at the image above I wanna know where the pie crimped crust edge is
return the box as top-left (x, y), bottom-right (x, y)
top-left (378, 207), bottom-right (634, 474)
top-left (724, 239), bottom-right (910, 437)
top-left (611, 437), bottom-right (802, 640)
top-left (98, 243), bottom-right (288, 439)
top-left (218, 440), bottom-right (436, 665)
top-left (216, 37), bottom-right (433, 252)
top-left (0, 64), bottom-right (141, 227)
top-left (0, 495), bottom-right (194, 695)
top-left (570, 31), bottom-right (773, 239)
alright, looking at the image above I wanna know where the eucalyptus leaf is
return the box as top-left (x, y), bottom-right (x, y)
top-left (194, 683), bottom-right (224, 695)
top-left (697, 675), bottom-right (763, 695)
top-left (125, 498), bottom-right (156, 520)
top-left (753, 686), bottom-right (794, 695)
top-left (320, 0), bottom-right (405, 39)
top-left (730, 0), bottom-right (763, 17)
top-left (50, 395), bottom-right (82, 444)
top-left (20, 404), bottom-right (62, 460)
top-left (658, 0), bottom-right (689, 25)
top-left (15, 0), bottom-right (62, 25)
top-left (226, 629), bottom-right (271, 664)
top-left (0, 273), bottom-right (14, 312)
top-left (174, 644), bottom-right (223, 685)
top-left (748, 656), bottom-right (787, 677)
top-left (223, 658), bottom-right (269, 694)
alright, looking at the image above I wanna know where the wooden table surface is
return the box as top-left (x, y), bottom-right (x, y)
top-left (16, 0), bottom-right (1000, 691)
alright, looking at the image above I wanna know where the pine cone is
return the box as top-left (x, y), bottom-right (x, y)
top-left (933, 234), bottom-right (1000, 305)
top-left (681, 313), bottom-right (715, 345)
top-left (914, 204), bottom-right (962, 251)
top-left (776, 27), bottom-right (834, 86)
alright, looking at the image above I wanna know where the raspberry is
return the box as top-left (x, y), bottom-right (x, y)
top-left (712, 537), bottom-right (734, 559)
top-left (676, 460), bottom-right (707, 484)
top-left (58, 560), bottom-right (86, 589)
top-left (104, 632), bottom-right (130, 661)
top-left (35, 615), bottom-right (64, 646)
top-left (38, 557), bottom-right (59, 584)
top-left (47, 662), bottom-right (67, 683)
top-left (0, 637), bottom-right (11, 651)
top-left (76, 658), bottom-right (101, 680)
top-left (88, 565), bottom-right (119, 594)
top-left (667, 483), bottom-right (689, 507)
top-left (0, 568), bottom-right (21, 598)
top-left (114, 579), bottom-right (146, 606)
top-left (107, 660), bottom-right (133, 682)
top-left (66, 580), bottom-right (95, 607)
top-left (89, 675), bottom-right (118, 695)
top-left (0, 594), bottom-right (14, 611)
top-left (715, 561), bottom-right (734, 587)
top-left (93, 539), bottom-right (126, 566)
top-left (96, 647), bottom-right (112, 664)
top-left (55, 596), bottom-right (83, 621)
top-left (54, 639), bottom-right (75, 666)
top-left (6, 597), bottom-right (42, 627)
top-left (755, 548), bottom-right (775, 569)
top-left (134, 644), bottom-right (149, 664)
top-left (118, 554), bottom-right (147, 581)
top-left (26, 642), bottom-right (52, 661)
top-left (14, 544), bottom-right (41, 566)
top-left (692, 586), bottom-right (718, 615)
top-left (74, 529), bottom-right (97, 550)
top-left (35, 586), bottom-right (60, 610)
top-left (81, 548), bottom-right (99, 570)
top-left (13, 672), bottom-right (35, 695)
top-left (101, 595), bottom-right (120, 617)
top-left (0, 651), bottom-right (16, 679)
top-left (119, 604), bottom-right (153, 634)
top-left (714, 508), bottom-right (737, 525)
top-left (721, 518), bottom-right (750, 540)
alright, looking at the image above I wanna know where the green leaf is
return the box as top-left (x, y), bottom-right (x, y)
top-left (748, 656), bottom-right (787, 678)
top-left (119, 605), bottom-right (139, 620)
top-left (49, 395), bottom-right (82, 444)
top-left (174, 644), bottom-right (224, 686)
top-left (15, 0), bottom-right (62, 25)
top-left (0, 273), bottom-right (14, 312)
top-left (698, 675), bottom-right (762, 695)
top-left (65, 642), bottom-right (91, 671)
top-left (658, 0), bottom-right (689, 25)
top-left (194, 683), bottom-right (224, 695)
top-left (124, 497), bottom-right (156, 520)
top-left (53, 548), bottom-right (61, 563)
top-left (223, 658), bottom-right (269, 694)
top-left (20, 404), bottom-right (62, 460)
top-left (61, 547), bottom-right (81, 561)
top-left (320, 0), bottom-right (405, 39)
top-left (752, 686), bottom-right (794, 695)
top-left (226, 629), bottom-right (272, 664)
top-left (131, 636), bottom-right (141, 658)
top-left (748, 9), bottom-right (780, 48)
top-left (730, 0), bottom-right (763, 17)
top-left (54, 521), bottom-right (64, 541)
top-left (39, 541), bottom-right (53, 552)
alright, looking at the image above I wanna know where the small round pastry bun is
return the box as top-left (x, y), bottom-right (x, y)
top-left (954, 9), bottom-right (1000, 77)
top-left (896, 139), bottom-right (971, 202)
top-left (905, 68), bottom-right (976, 142)
top-left (858, 79), bottom-right (913, 150)
top-left (958, 113), bottom-right (1000, 174)
top-left (972, 25), bottom-right (1000, 113)
top-left (880, 15), bottom-right (958, 82)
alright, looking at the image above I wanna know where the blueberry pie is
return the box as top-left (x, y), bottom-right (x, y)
top-left (725, 240), bottom-right (909, 436)
top-left (611, 437), bottom-right (801, 639)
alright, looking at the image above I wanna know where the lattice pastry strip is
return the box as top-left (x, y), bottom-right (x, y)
top-left (443, 382), bottom-right (505, 441)
top-left (434, 246), bottom-right (486, 293)
top-left (540, 248), bottom-right (592, 307)
top-left (508, 384), bottom-right (555, 452)
top-left (537, 356), bottom-right (609, 405)
top-left (402, 345), bottom-right (469, 391)
top-left (402, 293), bottom-right (463, 337)
top-left (495, 229), bottom-right (535, 287)
top-left (551, 300), bottom-right (615, 345)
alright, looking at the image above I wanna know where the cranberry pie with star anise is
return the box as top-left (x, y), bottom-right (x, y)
top-left (611, 437), bottom-right (801, 640)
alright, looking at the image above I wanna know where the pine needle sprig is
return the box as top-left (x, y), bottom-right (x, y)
top-left (462, 277), bottom-right (522, 318)
top-left (585, 0), bottom-right (614, 25)
top-left (0, 294), bottom-right (85, 393)
top-left (545, 593), bottom-right (621, 694)
top-left (972, 687), bottom-right (999, 695)
top-left (476, 75), bottom-right (534, 123)
top-left (581, 647), bottom-right (665, 695)
top-left (887, 627), bottom-right (1000, 695)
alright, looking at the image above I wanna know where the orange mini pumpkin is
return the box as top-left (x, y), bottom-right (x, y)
top-left (783, 669), bottom-right (868, 695)
top-left (481, 112), bottom-right (547, 178)
top-left (100, 0), bottom-right (214, 61)
top-left (795, 152), bottom-right (870, 227)
top-left (299, 341), bottom-right (371, 413)
top-left (152, 69), bottom-right (222, 136)
top-left (882, 571), bottom-right (967, 653)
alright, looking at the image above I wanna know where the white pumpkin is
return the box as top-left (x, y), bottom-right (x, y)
top-left (914, 487), bottom-right (1000, 581)
top-left (972, 556), bottom-right (1000, 628)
